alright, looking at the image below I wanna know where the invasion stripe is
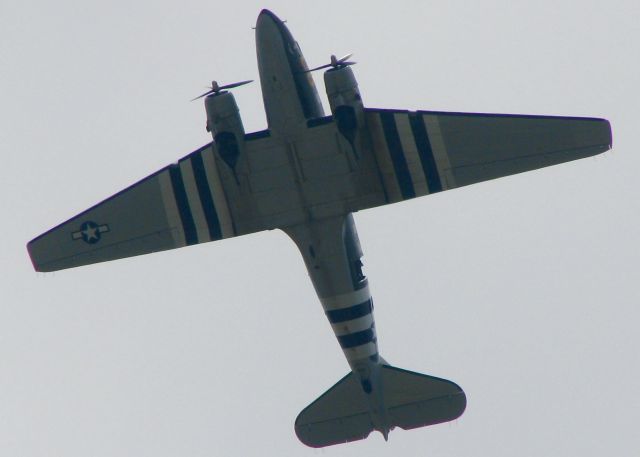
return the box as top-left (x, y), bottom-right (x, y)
top-left (423, 114), bottom-right (455, 189)
top-left (158, 172), bottom-right (186, 247)
top-left (169, 165), bottom-right (198, 245)
top-left (395, 113), bottom-right (429, 196)
top-left (326, 299), bottom-right (373, 324)
top-left (380, 111), bottom-right (416, 199)
top-left (191, 153), bottom-right (222, 240)
top-left (409, 113), bottom-right (442, 193)
top-left (321, 284), bottom-right (371, 309)
top-left (180, 160), bottom-right (209, 243)
top-left (338, 327), bottom-right (376, 349)
top-left (201, 147), bottom-right (235, 238)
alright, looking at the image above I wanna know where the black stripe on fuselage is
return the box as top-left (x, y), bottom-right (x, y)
top-left (379, 111), bottom-right (416, 200)
top-left (190, 153), bottom-right (222, 240)
top-left (326, 299), bottom-right (373, 324)
top-left (409, 112), bottom-right (443, 193)
top-left (338, 326), bottom-right (376, 349)
top-left (169, 165), bottom-right (198, 245)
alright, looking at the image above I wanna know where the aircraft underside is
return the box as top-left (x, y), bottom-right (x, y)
top-left (27, 9), bottom-right (611, 448)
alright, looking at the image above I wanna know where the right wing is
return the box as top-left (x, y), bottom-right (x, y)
top-left (27, 119), bottom-right (364, 272)
top-left (28, 142), bottom-right (239, 272)
top-left (362, 108), bottom-right (612, 205)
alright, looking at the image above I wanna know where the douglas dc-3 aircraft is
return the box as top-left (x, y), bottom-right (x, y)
top-left (28, 9), bottom-right (612, 447)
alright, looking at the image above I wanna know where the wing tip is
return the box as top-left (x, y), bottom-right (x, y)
top-left (26, 241), bottom-right (42, 272)
top-left (604, 118), bottom-right (613, 149)
top-left (593, 117), bottom-right (613, 153)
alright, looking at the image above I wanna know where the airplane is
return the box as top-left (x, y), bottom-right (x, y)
top-left (27, 9), bottom-right (612, 448)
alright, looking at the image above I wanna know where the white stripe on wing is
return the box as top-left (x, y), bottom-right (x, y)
top-left (158, 171), bottom-right (186, 247)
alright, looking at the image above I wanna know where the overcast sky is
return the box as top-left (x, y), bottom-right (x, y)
top-left (2, 1), bottom-right (638, 456)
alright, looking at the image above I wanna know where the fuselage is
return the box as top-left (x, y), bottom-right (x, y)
top-left (255, 9), bottom-right (324, 134)
top-left (254, 10), bottom-right (384, 416)
top-left (26, 8), bottom-right (606, 446)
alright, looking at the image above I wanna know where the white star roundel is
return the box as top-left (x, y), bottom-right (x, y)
top-left (71, 221), bottom-right (110, 244)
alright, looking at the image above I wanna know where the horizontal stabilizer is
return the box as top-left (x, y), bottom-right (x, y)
top-left (295, 372), bottom-right (372, 447)
top-left (295, 365), bottom-right (465, 447)
top-left (382, 365), bottom-right (466, 431)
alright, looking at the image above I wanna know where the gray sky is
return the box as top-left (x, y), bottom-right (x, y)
top-left (2, 1), bottom-right (638, 456)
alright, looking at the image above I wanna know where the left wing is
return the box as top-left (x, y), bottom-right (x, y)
top-left (361, 108), bottom-right (612, 206)
top-left (28, 143), bottom-right (238, 272)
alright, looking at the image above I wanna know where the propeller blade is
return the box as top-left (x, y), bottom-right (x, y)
top-left (306, 63), bottom-right (332, 72)
top-left (190, 89), bottom-right (215, 101)
top-left (218, 79), bottom-right (254, 90)
top-left (337, 53), bottom-right (353, 63)
top-left (306, 53), bottom-right (356, 73)
top-left (191, 79), bottom-right (253, 101)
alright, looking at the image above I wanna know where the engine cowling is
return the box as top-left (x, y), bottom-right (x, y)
top-left (323, 66), bottom-right (364, 154)
top-left (204, 91), bottom-right (246, 175)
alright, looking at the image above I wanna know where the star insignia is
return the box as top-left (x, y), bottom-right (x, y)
top-left (71, 221), bottom-right (110, 244)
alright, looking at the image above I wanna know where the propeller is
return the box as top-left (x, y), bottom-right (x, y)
top-left (307, 53), bottom-right (356, 72)
top-left (191, 79), bottom-right (253, 101)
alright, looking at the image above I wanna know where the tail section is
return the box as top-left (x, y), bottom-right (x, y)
top-left (295, 365), bottom-right (466, 448)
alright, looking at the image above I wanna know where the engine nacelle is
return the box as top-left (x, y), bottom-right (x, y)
top-left (204, 92), bottom-right (245, 175)
top-left (323, 66), bottom-right (365, 152)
